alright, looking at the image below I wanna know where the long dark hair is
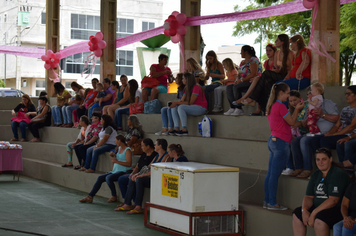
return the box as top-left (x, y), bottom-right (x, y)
top-left (266, 82), bottom-right (290, 116)
top-left (70, 81), bottom-right (84, 91)
top-left (156, 139), bottom-right (168, 151)
top-left (128, 79), bottom-right (138, 103)
top-left (168, 144), bottom-right (185, 157)
top-left (101, 114), bottom-right (117, 130)
top-left (176, 73), bottom-right (185, 92)
top-left (129, 115), bottom-right (144, 136)
top-left (289, 90), bottom-right (301, 115)
top-left (54, 82), bottom-right (65, 94)
top-left (241, 45), bottom-right (256, 57)
top-left (183, 72), bottom-right (197, 104)
top-left (277, 34), bottom-right (290, 76)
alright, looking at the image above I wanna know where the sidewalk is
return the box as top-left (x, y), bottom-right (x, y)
top-left (0, 174), bottom-right (168, 236)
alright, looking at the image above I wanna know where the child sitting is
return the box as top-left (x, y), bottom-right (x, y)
top-left (307, 82), bottom-right (324, 135)
top-left (96, 83), bottom-right (106, 107)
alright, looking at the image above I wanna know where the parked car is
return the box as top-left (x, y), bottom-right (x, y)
top-left (0, 88), bottom-right (25, 97)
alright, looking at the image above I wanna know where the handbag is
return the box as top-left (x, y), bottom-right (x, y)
top-left (141, 75), bottom-right (159, 88)
top-left (144, 99), bottom-right (161, 114)
top-left (129, 102), bottom-right (144, 115)
top-left (11, 111), bottom-right (32, 124)
top-left (31, 115), bottom-right (46, 123)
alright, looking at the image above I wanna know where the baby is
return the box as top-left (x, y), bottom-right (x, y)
top-left (96, 83), bottom-right (106, 106)
top-left (307, 82), bottom-right (324, 135)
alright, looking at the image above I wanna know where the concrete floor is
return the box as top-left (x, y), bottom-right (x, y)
top-left (0, 174), bottom-right (169, 236)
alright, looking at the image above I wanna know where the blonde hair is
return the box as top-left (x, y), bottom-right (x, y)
top-left (290, 35), bottom-right (307, 58)
top-left (311, 82), bottom-right (324, 95)
top-left (266, 83), bottom-right (290, 116)
top-left (186, 58), bottom-right (205, 77)
top-left (222, 58), bottom-right (235, 74)
top-left (205, 50), bottom-right (220, 71)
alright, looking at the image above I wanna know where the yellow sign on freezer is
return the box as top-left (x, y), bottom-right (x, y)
top-left (162, 173), bottom-right (179, 198)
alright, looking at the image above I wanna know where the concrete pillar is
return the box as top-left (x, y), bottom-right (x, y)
top-left (45, 0), bottom-right (60, 96)
top-left (181, 0), bottom-right (201, 70)
top-left (311, 0), bottom-right (340, 86)
top-left (100, 0), bottom-right (117, 82)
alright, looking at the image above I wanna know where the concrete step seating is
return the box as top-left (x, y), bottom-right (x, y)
top-left (0, 86), bottom-right (349, 236)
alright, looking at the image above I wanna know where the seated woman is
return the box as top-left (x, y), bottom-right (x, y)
top-left (125, 115), bottom-right (144, 150)
top-left (79, 114), bottom-right (117, 173)
top-left (114, 79), bottom-right (142, 130)
top-left (155, 73), bottom-right (184, 135)
top-left (333, 182), bottom-right (356, 236)
top-left (234, 43), bottom-right (276, 116)
top-left (62, 82), bottom-right (85, 128)
top-left (27, 97), bottom-right (52, 142)
top-left (167, 144), bottom-right (188, 162)
top-left (103, 75), bottom-right (129, 120)
top-left (244, 34), bottom-right (294, 114)
top-left (224, 45), bottom-right (262, 116)
top-left (117, 138), bottom-right (157, 207)
top-left (170, 72), bottom-right (208, 136)
top-left (10, 94), bottom-right (36, 142)
top-left (292, 148), bottom-right (351, 236)
top-left (74, 113), bottom-right (103, 169)
top-left (62, 115), bottom-right (90, 168)
top-left (76, 78), bottom-right (98, 122)
top-left (79, 135), bottom-right (132, 203)
top-left (115, 138), bottom-right (169, 214)
top-left (186, 57), bottom-right (206, 86)
top-left (52, 82), bottom-right (72, 127)
top-left (142, 54), bottom-right (173, 102)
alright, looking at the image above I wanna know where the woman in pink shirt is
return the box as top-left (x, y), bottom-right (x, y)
top-left (170, 73), bottom-right (207, 136)
top-left (264, 82), bottom-right (304, 210)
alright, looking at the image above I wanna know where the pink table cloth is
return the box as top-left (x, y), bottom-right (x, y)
top-left (0, 149), bottom-right (23, 171)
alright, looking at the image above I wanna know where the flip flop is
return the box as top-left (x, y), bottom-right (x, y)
top-left (126, 209), bottom-right (143, 215)
top-left (114, 207), bottom-right (130, 211)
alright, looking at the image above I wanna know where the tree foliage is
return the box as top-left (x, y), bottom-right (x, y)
top-left (0, 79), bottom-right (5, 88)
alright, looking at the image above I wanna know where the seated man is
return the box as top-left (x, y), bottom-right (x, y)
top-left (292, 148), bottom-right (351, 236)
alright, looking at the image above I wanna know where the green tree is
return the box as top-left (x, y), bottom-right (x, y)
top-left (0, 79), bottom-right (5, 88)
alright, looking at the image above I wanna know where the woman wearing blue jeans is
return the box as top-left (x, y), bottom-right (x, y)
top-left (79, 114), bottom-right (117, 173)
top-left (265, 83), bottom-right (304, 210)
top-left (170, 72), bottom-right (207, 136)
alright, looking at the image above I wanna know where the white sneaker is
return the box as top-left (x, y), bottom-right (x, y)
top-left (155, 131), bottom-right (169, 136)
top-left (212, 106), bottom-right (223, 113)
top-left (231, 108), bottom-right (244, 116)
top-left (224, 108), bottom-right (235, 116)
top-left (281, 168), bottom-right (294, 175)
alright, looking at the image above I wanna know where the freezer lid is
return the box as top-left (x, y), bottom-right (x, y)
top-left (151, 162), bottom-right (239, 172)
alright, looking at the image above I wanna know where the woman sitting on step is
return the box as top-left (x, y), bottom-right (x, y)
top-left (125, 115), bottom-right (144, 154)
top-left (79, 114), bottom-right (117, 173)
top-left (166, 144), bottom-right (188, 162)
top-left (115, 138), bottom-right (169, 214)
top-left (79, 135), bottom-right (132, 203)
top-left (27, 96), bottom-right (52, 142)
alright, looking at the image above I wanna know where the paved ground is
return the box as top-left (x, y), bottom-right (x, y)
top-left (0, 174), bottom-right (169, 236)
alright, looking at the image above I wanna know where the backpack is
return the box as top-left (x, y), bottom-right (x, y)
top-left (198, 115), bottom-right (212, 137)
top-left (144, 99), bottom-right (161, 114)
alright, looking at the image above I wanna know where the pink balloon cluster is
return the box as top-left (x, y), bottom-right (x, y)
top-left (41, 50), bottom-right (61, 70)
top-left (88, 32), bottom-right (107, 57)
top-left (303, 0), bottom-right (317, 9)
top-left (163, 11), bottom-right (187, 44)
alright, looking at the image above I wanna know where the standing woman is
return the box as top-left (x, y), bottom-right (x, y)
top-left (245, 34), bottom-right (294, 114)
top-left (52, 82), bottom-right (72, 127)
top-left (204, 50), bottom-right (225, 111)
top-left (103, 75), bottom-right (129, 120)
top-left (27, 97), bottom-right (52, 142)
top-left (62, 82), bottom-right (85, 127)
top-left (264, 83), bottom-right (304, 210)
top-left (10, 94), bottom-right (36, 141)
top-left (170, 72), bottom-right (208, 136)
top-left (279, 35), bottom-right (311, 91)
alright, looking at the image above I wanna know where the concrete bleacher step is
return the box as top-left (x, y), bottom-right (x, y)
top-left (0, 110), bottom-right (13, 125)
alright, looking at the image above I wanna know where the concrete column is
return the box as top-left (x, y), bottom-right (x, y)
top-left (45, 0), bottom-right (60, 96)
top-left (311, 0), bottom-right (340, 86)
top-left (181, 0), bottom-right (201, 70)
top-left (100, 0), bottom-right (117, 82)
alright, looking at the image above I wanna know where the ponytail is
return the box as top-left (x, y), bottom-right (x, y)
top-left (266, 83), bottom-right (289, 115)
top-left (168, 144), bottom-right (185, 157)
top-left (242, 45), bottom-right (256, 58)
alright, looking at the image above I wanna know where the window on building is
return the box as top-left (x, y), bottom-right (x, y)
top-left (71, 14), bottom-right (100, 40)
top-left (116, 50), bottom-right (133, 76)
top-left (117, 18), bottom-right (134, 38)
top-left (35, 80), bottom-right (45, 96)
top-left (142, 22), bottom-right (155, 31)
top-left (41, 12), bottom-right (46, 24)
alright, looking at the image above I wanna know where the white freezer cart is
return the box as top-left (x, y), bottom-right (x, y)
top-left (149, 162), bottom-right (240, 235)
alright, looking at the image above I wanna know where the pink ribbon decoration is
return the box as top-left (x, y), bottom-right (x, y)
top-left (41, 50), bottom-right (61, 82)
top-left (0, 0), bottom-right (354, 62)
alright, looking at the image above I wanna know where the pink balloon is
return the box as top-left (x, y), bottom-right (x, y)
top-left (170, 20), bottom-right (179, 30)
top-left (176, 13), bottom-right (187, 25)
top-left (95, 32), bottom-right (103, 40)
top-left (177, 25), bottom-right (187, 35)
top-left (303, 0), bottom-right (315, 9)
top-left (41, 55), bottom-right (48, 61)
top-left (168, 15), bottom-right (176, 22)
top-left (90, 37), bottom-right (98, 44)
top-left (164, 29), bottom-right (170, 37)
top-left (169, 28), bottom-right (177, 36)
top-left (98, 40), bottom-right (107, 49)
top-left (163, 22), bottom-right (170, 30)
top-left (94, 49), bottom-right (102, 57)
top-left (47, 50), bottom-right (53, 56)
top-left (89, 35), bottom-right (95, 40)
top-left (44, 63), bottom-right (51, 70)
top-left (91, 43), bottom-right (98, 51)
top-left (171, 34), bottom-right (180, 44)
top-left (171, 11), bottom-right (179, 17)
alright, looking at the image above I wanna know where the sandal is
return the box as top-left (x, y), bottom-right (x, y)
top-left (107, 196), bottom-right (118, 203)
top-left (114, 206), bottom-right (131, 211)
top-left (74, 165), bottom-right (82, 170)
top-left (126, 209), bottom-right (143, 215)
top-left (290, 169), bottom-right (303, 177)
top-left (10, 138), bottom-right (19, 142)
top-left (79, 196), bottom-right (93, 203)
top-left (297, 170), bottom-right (311, 179)
top-left (61, 163), bottom-right (73, 168)
top-left (20, 139), bottom-right (26, 142)
top-left (242, 99), bottom-right (256, 107)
